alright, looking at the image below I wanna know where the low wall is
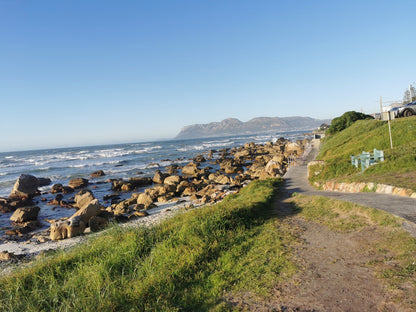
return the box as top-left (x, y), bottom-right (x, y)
top-left (313, 181), bottom-right (416, 199)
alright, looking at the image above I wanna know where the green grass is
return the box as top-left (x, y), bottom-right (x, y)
top-left (0, 178), bottom-right (297, 312)
top-left (310, 116), bottom-right (416, 191)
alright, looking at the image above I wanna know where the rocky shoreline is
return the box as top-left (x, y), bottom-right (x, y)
top-left (0, 138), bottom-right (309, 270)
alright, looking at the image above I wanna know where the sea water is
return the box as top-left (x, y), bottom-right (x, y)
top-left (0, 132), bottom-right (310, 237)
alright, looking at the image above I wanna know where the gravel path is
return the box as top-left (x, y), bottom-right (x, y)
top-left (283, 139), bottom-right (416, 237)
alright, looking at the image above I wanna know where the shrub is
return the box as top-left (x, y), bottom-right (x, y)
top-left (327, 111), bottom-right (374, 135)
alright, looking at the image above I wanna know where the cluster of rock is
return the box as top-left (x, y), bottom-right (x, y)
top-left (0, 138), bottom-right (308, 243)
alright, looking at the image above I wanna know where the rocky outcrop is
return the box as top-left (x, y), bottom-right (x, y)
top-left (9, 174), bottom-right (39, 198)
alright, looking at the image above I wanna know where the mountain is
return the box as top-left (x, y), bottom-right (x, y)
top-left (175, 116), bottom-right (330, 139)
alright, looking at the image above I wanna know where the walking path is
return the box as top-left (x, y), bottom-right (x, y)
top-left (282, 139), bottom-right (416, 237)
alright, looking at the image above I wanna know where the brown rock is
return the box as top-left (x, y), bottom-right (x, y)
top-left (164, 175), bottom-right (181, 186)
top-left (9, 174), bottom-right (39, 198)
top-left (193, 155), bottom-right (206, 163)
top-left (128, 177), bottom-right (153, 188)
top-left (153, 170), bottom-right (169, 184)
top-left (182, 162), bottom-right (199, 177)
top-left (91, 170), bottom-right (105, 178)
top-left (50, 216), bottom-right (86, 241)
top-left (74, 190), bottom-right (95, 209)
top-left (136, 193), bottom-right (154, 209)
top-left (166, 165), bottom-right (178, 175)
top-left (51, 184), bottom-right (74, 194)
top-left (10, 206), bottom-right (40, 223)
top-left (68, 178), bottom-right (89, 189)
top-left (0, 251), bottom-right (16, 261)
top-left (71, 199), bottom-right (100, 224)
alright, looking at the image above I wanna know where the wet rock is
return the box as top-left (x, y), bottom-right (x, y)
top-left (153, 170), bottom-right (169, 184)
top-left (0, 197), bottom-right (10, 213)
top-left (68, 178), bottom-right (89, 189)
top-left (134, 177), bottom-right (153, 188)
top-left (166, 165), bottom-right (178, 175)
top-left (10, 206), bottom-right (40, 223)
top-left (111, 180), bottom-right (130, 191)
top-left (37, 177), bottom-right (52, 187)
top-left (193, 155), bottom-right (206, 163)
top-left (47, 194), bottom-right (64, 206)
top-left (9, 174), bottom-right (39, 199)
top-left (51, 184), bottom-right (74, 194)
top-left (91, 170), bottom-right (105, 178)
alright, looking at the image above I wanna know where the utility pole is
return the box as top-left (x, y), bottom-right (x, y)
top-left (380, 96), bottom-right (393, 149)
top-left (379, 96), bottom-right (383, 118)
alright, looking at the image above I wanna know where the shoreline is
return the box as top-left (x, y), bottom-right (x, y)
top-left (0, 137), bottom-right (310, 275)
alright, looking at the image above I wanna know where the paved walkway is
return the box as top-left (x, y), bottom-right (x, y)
top-left (282, 140), bottom-right (416, 237)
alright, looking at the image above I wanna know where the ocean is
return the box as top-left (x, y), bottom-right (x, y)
top-left (0, 131), bottom-right (310, 237)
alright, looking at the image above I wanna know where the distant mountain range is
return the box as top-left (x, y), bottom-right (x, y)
top-left (175, 116), bottom-right (331, 140)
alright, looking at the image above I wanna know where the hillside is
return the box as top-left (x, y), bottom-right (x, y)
top-left (175, 116), bottom-right (330, 139)
top-left (309, 116), bottom-right (416, 191)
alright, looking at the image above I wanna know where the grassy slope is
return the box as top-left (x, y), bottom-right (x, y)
top-left (1, 178), bottom-right (415, 310)
top-left (0, 178), bottom-right (298, 312)
top-left (309, 116), bottom-right (416, 191)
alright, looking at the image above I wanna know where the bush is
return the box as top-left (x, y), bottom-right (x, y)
top-left (327, 111), bottom-right (374, 135)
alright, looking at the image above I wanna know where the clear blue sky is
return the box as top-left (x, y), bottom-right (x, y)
top-left (0, 0), bottom-right (415, 152)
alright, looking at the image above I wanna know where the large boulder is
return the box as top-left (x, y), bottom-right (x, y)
top-left (9, 174), bottom-right (39, 198)
top-left (164, 175), bottom-right (181, 186)
top-left (68, 178), bottom-right (89, 189)
top-left (153, 170), bottom-right (169, 184)
top-left (10, 206), bottom-right (40, 223)
top-left (182, 163), bottom-right (199, 177)
top-left (74, 190), bottom-right (95, 209)
top-left (50, 216), bottom-right (86, 241)
top-left (71, 198), bottom-right (100, 224)
top-left (136, 193), bottom-right (155, 209)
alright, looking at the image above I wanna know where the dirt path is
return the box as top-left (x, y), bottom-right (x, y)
top-left (257, 140), bottom-right (416, 311)
top-left (272, 218), bottom-right (394, 312)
